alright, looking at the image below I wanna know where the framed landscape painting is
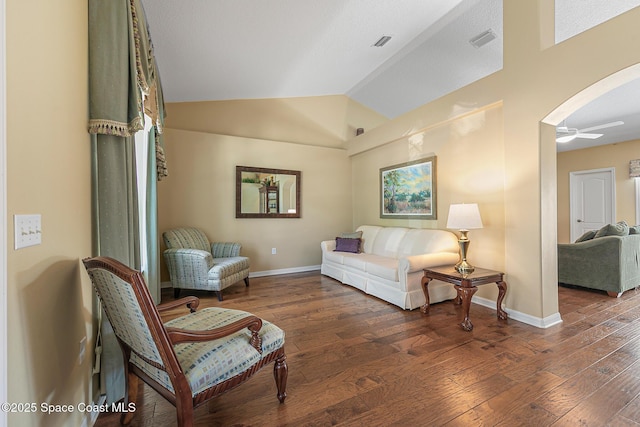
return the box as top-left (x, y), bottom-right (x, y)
top-left (380, 156), bottom-right (437, 219)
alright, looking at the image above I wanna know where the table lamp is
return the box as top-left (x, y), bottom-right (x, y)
top-left (446, 203), bottom-right (483, 274)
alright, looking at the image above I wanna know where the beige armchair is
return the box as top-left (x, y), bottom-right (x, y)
top-left (163, 227), bottom-right (250, 300)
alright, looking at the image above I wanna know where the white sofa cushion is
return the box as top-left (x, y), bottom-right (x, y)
top-left (343, 253), bottom-right (368, 270)
top-left (369, 227), bottom-right (408, 257)
top-left (357, 225), bottom-right (382, 254)
top-left (397, 228), bottom-right (460, 257)
top-left (366, 257), bottom-right (399, 281)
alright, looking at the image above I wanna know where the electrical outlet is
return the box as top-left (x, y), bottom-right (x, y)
top-left (271, 248), bottom-right (277, 255)
top-left (78, 337), bottom-right (87, 365)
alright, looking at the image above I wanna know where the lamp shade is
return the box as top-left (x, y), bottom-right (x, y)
top-left (447, 203), bottom-right (483, 230)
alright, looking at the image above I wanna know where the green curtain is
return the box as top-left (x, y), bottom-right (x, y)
top-left (88, 0), bottom-right (166, 404)
top-left (90, 133), bottom-right (140, 405)
top-left (91, 133), bottom-right (140, 267)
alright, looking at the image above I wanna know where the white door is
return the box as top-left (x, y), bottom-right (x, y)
top-left (569, 168), bottom-right (615, 242)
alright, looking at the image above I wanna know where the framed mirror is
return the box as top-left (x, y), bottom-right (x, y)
top-left (236, 166), bottom-right (301, 218)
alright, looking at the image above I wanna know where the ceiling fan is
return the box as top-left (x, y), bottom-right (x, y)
top-left (556, 120), bottom-right (624, 143)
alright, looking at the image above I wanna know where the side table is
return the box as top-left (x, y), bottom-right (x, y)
top-left (421, 265), bottom-right (508, 331)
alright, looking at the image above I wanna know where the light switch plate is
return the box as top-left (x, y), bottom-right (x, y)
top-left (14, 214), bottom-right (42, 249)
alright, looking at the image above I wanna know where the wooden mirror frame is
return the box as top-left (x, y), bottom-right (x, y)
top-left (236, 166), bottom-right (301, 218)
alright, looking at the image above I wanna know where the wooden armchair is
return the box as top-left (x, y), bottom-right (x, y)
top-left (82, 256), bottom-right (287, 426)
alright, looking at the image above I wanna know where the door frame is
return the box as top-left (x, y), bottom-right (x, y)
top-left (569, 167), bottom-right (616, 242)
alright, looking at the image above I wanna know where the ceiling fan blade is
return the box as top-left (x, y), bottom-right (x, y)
top-left (575, 133), bottom-right (603, 139)
top-left (556, 134), bottom-right (577, 143)
top-left (578, 120), bottom-right (624, 133)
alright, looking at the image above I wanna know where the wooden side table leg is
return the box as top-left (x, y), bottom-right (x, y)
top-left (421, 276), bottom-right (432, 314)
top-left (453, 286), bottom-right (462, 305)
top-left (496, 280), bottom-right (508, 320)
top-left (457, 285), bottom-right (478, 331)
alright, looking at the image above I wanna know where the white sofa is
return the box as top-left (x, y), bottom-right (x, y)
top-left (321, 225), bottom-right (460, 310)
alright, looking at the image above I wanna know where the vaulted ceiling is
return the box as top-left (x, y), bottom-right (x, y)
top-left (141, 0), bottom-right (640, 150)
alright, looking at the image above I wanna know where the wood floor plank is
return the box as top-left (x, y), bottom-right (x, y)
top-left (380, 373), bottom-right (516, 426)
top-left (494, 402), bottom-right (558, 426)
top-left (615, 394), bottom-right (640, 425)
top-left (445, 370), bottom-right (565, 426)
top-left (553, 364), bottom-right (640, 426)
top-left (535, 359), bottom-right (624, 417)
top-left (544, 323), bottom-right (640, 379)
top-left (93, 272), bottom-right (640, 426)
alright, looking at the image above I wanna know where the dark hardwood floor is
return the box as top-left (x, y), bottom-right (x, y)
top-left (94, 272), bottom-right (640, 426)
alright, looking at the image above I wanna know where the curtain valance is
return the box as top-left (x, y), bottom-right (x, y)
top-left (88, 0), bottom-right (165, 137)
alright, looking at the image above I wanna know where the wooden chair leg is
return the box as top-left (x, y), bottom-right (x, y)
top-left (174, 288), bottom-right (181, 299)
top-left (121, 371), bottom-right (139, 425)
top-left (274, 351), bottom-right (288, 403)
top-left (175, 392), bottom-right (194, 427)
top-left (217, 291), bottom-right (223, 301)
top-left (244, 277), bottom-right (250, 287)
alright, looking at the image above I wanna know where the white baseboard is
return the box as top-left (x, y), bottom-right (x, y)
top-left (473, 296), bottom-right (563, 328)
top-left (249, 265), bottom-right (320, 278)
top-left (160, 265), bottom-right (321, 289)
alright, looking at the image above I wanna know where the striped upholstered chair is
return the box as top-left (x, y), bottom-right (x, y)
top-left (163, 227), bottom-right (250, 300)
top-left (83, 256), bottom-right (287, 427)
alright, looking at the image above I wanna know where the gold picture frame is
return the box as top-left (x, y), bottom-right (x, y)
top-left (380, 156), bottom-right (437, 219)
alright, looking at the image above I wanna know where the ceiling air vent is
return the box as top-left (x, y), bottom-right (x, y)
top-left (469, 29), bottom-right (497, 48)
top-left (372, 35), bottom-right (392, 47)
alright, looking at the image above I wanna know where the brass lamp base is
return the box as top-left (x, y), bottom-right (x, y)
top-left (455, 230), bottom-right (475, 275)
top-left (455, 260), bottom-right (475, 275)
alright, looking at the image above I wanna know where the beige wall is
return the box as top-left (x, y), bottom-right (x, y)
top-left (557, 138), bottom-right (640, 243)
top-left (351, 105), bottom-right (506, 302)
top-left (346, 2), bottom-right (640, 321)
top-left (165, 95), bottom-right (387, 149)
top-left (158, 129), bottom-right (352, 277)
top-left (6, 1), bottom-right (94, 426)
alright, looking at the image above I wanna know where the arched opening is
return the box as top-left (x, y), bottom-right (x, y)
top-left (541, 63), bottom-right (640, 319)
top-left (542, 64), bottom-right (640, 128)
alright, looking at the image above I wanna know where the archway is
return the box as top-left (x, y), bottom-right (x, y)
top-left (540, 62), bottom-right (640, 321)
top-left (542, 64), bottom-right (640, 128)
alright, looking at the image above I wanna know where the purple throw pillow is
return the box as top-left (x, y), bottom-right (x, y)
top-left (334, 237), bottom-right (361, 253)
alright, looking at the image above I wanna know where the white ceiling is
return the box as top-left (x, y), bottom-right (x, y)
top-left (141, 0), bottom-right (640, 150)
top-left (555, 78), bottom-right (640, 152)
top-left (141, 0), bottom-right (498, 118)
